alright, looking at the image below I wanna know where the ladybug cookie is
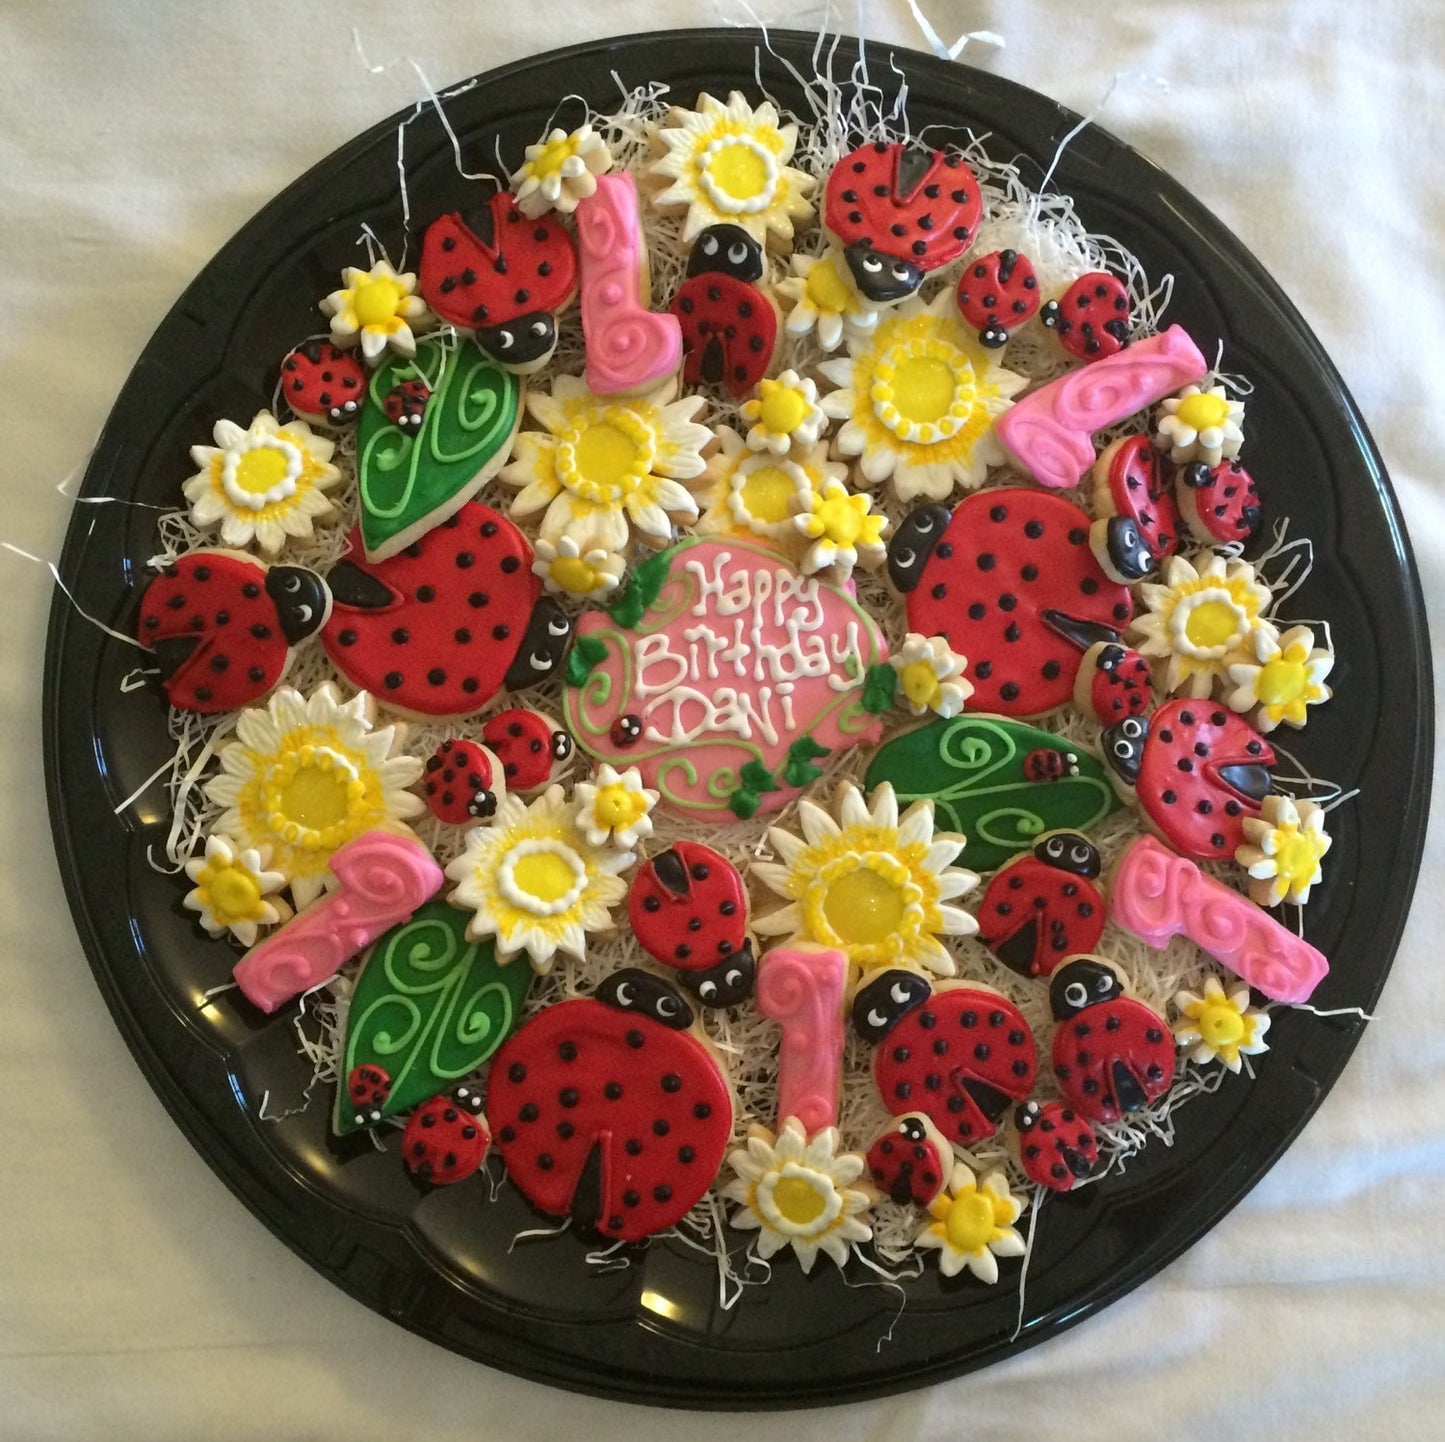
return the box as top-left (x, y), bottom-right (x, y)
top-left (488, 969), bottom-right (734, 1242)
top-left (1102, 699), bottom-right (1275, 860)
top-left (888, 490), bottom-right (1132, 716)
top-left (865, 1112), bottom-right (951, 1207)
top-left (418, 193), bottom-right (579, 373)
top-left (955, 249), bottom-right (1041, 347)
top-left (321, 500), bottom-right (571, 718)
top-left (823, 141), bottom-right (983, 305)
top-left (853, 970), bottom-right (1037, 1148)
top-left (343, 1064), bottom-right (392, 1129)
top-left (670, 224), bottom-right (780, 397)
top-left (1074, 640), bottom-right (1154, 725)
top-left (1178, 458), bottom-right (1262, 544)
top-left (1041, 271), bottom-right (1131, 361)
top-left (481, 708), bottom-right (572, 792)
top-left (279, 339), bottom-right (368, 426)
top-left (1010, 1100), bottom-right (1099, 1192)
top-left (421, 738), bottom-right (506, 825)
top-left (627, 843), bottom-right (754, 1007)
top-left (976, 831), bottom-right (1105, 979)
top-left (1092, 434), bottom-right (1180, 567)
top-left (1048, 956), bottom-right (1174, 1123)
top-left (137, 551), bottom-right (331, 714)
top-left (401, 1085), bottom-right (490, 1186)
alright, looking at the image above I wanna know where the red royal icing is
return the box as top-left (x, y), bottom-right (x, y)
top-left (1042, 271), bottom-right (1132, 361)
top-left (421, 739), bottom-right (499, 825)
top-left (280, 340), bottom-right (367, 426)
top-left (1096, 434), bottom-right (1180, 561)
top-left (628, 843), bottom-right (749, 975)
top-left (481, 708), bottom-right (570, 791)
top-left (671, 273), bottom-right (777, 396)
top-left (954, 249), bottom-right (1041, 347)
top-left (1051, 996), bottom-right (1174, 1124)
top-left (1013, 1100), bottom-right (1098, 1192)
top-left (977, 856), bottom-right (1105, 978)
top-left (401, 1087), bottom-right (491, 1186)
top-left (1076, 640), bottom-right (1154, 724)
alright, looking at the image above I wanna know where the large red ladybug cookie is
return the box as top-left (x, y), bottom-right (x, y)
top-left (321, 500), bottom-right (571, 717)
top-left (670, 225), bottom-right (780, 397)
top-left (627, 842), bottom-right (755, 1007)
top-left (488, 971), bottom-right (733, 1242)
top-left (824, 141), bottom-right (983, 305)
top-left (888, 490), bottom-right (1133, 716)
top-left (854, 971), bottom-right (1036, 1148)
top-left (1048, 957), bottom-right (1174, 1123)
top-left (1102, 699), bottom-right (1275, 860)
top-left (137, 551), bottom-right (330, 714)
top-left (977, 831), bottom-right (1105, 979)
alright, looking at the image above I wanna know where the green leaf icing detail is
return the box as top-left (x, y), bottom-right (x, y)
top-left (606, 549), bottom-right (674, 630)
top-left (730, 759), bottom-right (781, 819)
top-left (335, 900), bottom-right (533, 1135)
top-left (861, 662), bottom-right (898, 715)
top-left (863, 713), bottom-right (1121, 872)
top-left (565, 634), bottom-right (609, 688)
top-left (782, 736), bottom-right (830, 787)
top-left (357, 338), bottom-right (520, 558)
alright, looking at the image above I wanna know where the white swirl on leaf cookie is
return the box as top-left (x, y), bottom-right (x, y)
top-left (320, 259), bottom-right (431, 364)
top-left (916, 1160), bottom-right (1026, 1283)
top-left (1225, 623), bottom-right (1334, 731)
top-left (1235, 793), bottom-right (1331, 907)
top-left (1153, 382), bottom-right (1245, 466)
top-left (510, 123), bottom-right (613, 218)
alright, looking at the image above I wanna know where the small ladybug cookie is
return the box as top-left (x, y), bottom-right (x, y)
top-left (401, 1085), bottom-right (490, 1186)
top-left (1048, 956), bottom-right (1174, 1123)
top-left (137, 551), bottom-right (331, 715)
top-left (976, 832), bottom-right (1105, 979)
top-left (627, 843), bottom-right (754, 1007)
top-left (421, 738), bottom-right (505, 825)
top-left (344, 1064), bottom-right (393, 1129)
top-left (1010, 1100), bottom-right (1098, 1192)
top-left (280, 339), bottom-right (367, 426)
top-left (481, 708), bottom-right (572, 792)
top-left (1074, 640), bottom-right (1154, 725)
top-left (670, 225), bottom-right (781, 397)
top-left (1092, 434), bottom-right (1180, 565)
top-left (382, 377), bottom-right (429, 432)
top-left (866, 1112), bottom-right (951, 1207)
top-left (955, 249), bottom-right (1040, 347)
top-left (1178, 458), bottom-right (1262, 544)
top-left (1041, 272), bottom-right (1131, 361)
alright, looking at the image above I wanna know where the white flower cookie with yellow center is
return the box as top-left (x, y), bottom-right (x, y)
top-left (531, 535), bottom-right (626, 602)
top-left (916, 1161), bottom-right (1026, 1283)
top-left (1173, 975), bottom-right (1271, 1073)
top-left (1235, 793), bottom-right (1331, 907)
top-left (183, 834), bottom-right (288, 946)
top-left (776, 249), bottom-right (880, 352)
top-left (511, 122), bottom-right (613, 218)
top-left (320, 259), bottom-right (430, 364)
top-left (1154, 383), bottom-right (1245, 467)
top-left (890, 633), bottom-right (974, 718)
top-left (573, 764), bottom-right (658, 851)
top-left (1225, 624), bottom-right (1334, 732)
top-left (793, 478), bottom-right (888, 580)
top-left (740, 371), bottom-right (827, 455)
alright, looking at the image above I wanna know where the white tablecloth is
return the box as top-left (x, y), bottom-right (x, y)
top-left (3, 3), bottom-right (1442, 1437)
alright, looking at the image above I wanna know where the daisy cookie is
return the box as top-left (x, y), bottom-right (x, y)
top-left (695, 429), bottom-right (840, 560)
top-left (916, 1160), bottom-right (1026, 1283)
top-left (183, 834), bottom-right (287, 945)
top-left (510, 121), bottom-right (613, 218)
top-left (320, 258), bottom-right (430, 364)
top-left (1235, 793), bottom-right (1331, 907)
top-left (1226, 624), bottom-right (1334, 731)
top-left (1153, 382), bottom-right (1245, 466)
top-left (776, 249), bottom-right (880, 352)
top-left (1172, 975), bottom-right (1271, 1072)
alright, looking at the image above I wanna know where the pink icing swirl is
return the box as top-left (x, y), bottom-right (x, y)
top-left (755, 945), bottom-right (848, 1134)
top-left (233, 830), bottom-right (444, 1014)
top-left (576, 173), bottom-right (682, 395)
top-left (1110, 835), bottom-right (1328, 1004)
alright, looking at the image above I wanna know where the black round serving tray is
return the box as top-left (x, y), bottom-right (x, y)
top-left (44, 28), bottom-right (1432, 1409)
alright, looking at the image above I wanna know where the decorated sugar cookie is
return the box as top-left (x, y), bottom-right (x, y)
top-left (499, 373), bottom-right (708, 553)
top-left (1173, 975), bottom-right (1271, 1073)
top-left (889, 632), bottom-right (973, 719)
top-left (853, 970), bottom-right (1037, 1147)
top-left (488, 970), bottom-right (734, 1241)
top-left (138, 551), bottom-right (330, 715)
top-left (335, 900), bottom-right (533, 1134)
top-left (418, 196), bottom-right (579, 373)
top-left (776, 249), bottom-right (880, 351)
top-left (823, 141), bottom-right (983, 305)
top-left (510, 122), bottom-right (612, 218)
top-left (1048, 956), bottom-right (1174, 1123)
top-left (1074, 640), bottom-right (1154, 725)
top-left (793, 478), bottom-right (888, 580)
top-left (1178, 457), bottom-right (1262, 544)
top-left (751, 781), bottom-right (977, 977)
top-left (574, 763), bottom-right (658, 850)
top-left (722, 1117), bottom-right (872, 1273)
top-left (976, 832), bottom-right (1105, 978)
top-left (628, 842), bottom-right (755, 1007)
top-left (818, 291), bottom-right (1028, 502)
top-left (865, 1112), bottom-right (951, 1207)
top-left (1102, 699), bottom-right (1275, 861)
top-left (1131, 552), bottom-right (1273, 698)
top-left (864, 713), bottom-right (1121, 873)
top-left (321, 502), bottom-right (572, 719)
top-left (915, 1161), bottom-right (1026, 1284)
top-left (1154, 382), bottom-right (1245, 466)
top-left (444, 782), bottom-right (632, 973)
top-left (671, 224), bottom-right (781, 396)
top-left (1040, 271), bottom-right (1132, 361)
top-left (481, 709), bottom-right (572, 792)
top-left (888, 490), bottom-right (1133, 716)
top-left (740, 370), bottom-right (827, 454)
top-left (531, 535), bottom-right (626, 602)
top-left (182, 411), bottom-right (342, 556)
top-left (647, 91), bottom-right (815, 249)
top-left (182, 834), bottom-right (287, 946)
top-left (1236, 793), bottom-right (1331, 906)
top-left (320, 259), bottom-right (430, 363)
top-left (955, 249), bottom-right (1041, 347)
top-left (694, 430), bottom-right (839, 558)
top-left (203, 684), bottom-right (425, 909)
top-left (1093, 435), bottom-right (1180, 563)
top-left (420, 739), bottom-right (504, 826)
top-left (401, 1087), bottom-right (491, 1186)
top-left (563, 536), bottom-right (888, 821)
top-left (1010, 1100), bottom-right (1099, 1193)
top-left (756, 945), bottom-right (848, 1133)
top-left (279, 340), bottom-right (367, 426)
top-left (1225, 624), bottom-right (1334, 732)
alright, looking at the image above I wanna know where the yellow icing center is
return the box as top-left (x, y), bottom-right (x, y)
top-left (805, 255), bottom-right (856, 313)
top-left (899, 659), bottom-right (943, 710)
top-left (512, 850), bottom-right (579, 905)
top-left (1176, 392), bottom-right (1230, 432)
top-left (892, 356), bottom-right (957, 423)
top-left (1256, 654), bottom-right (1308, 708)
top-left (233, 446), bottom-right (290, 497)
top-left (759, 386), bottom-right (809, 435)
top-left (559, 410), bottom-right (655, 502)
top-left (551, 555), bottom-right (602, 594)
top-left (205, 865), bottom-right (264, 921)
top-left (1198, 1000), bottom-right (1246, 1050)
top-left (530, 134), bottom-right (576, 178)
top-left (706, 141), bottom-right (770, 200)
top-left (771, 1173), bottom-right (828, 1226)
top-left (823, 864), bottom-right (906, 945)
top-left (1272, 825), bottom-right (1326, 887)
top-left (944, 1191), bottom-right (995, 1253)
top-left (1183, 598), bottom-right (1240, 650)
top-left (262, 746), bottom-right (366, 850)
top-left (738, 465), bottom-right (801, 525)
top-left (813, 491), bottom-right (864, 546)
top-left (353, 277), bottom-right (402, 328)
top-left (594, 783), bottom-right (645, 829)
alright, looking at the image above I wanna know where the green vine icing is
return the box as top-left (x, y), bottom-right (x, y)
top-left (864, 714), bottom-right (1121, 872)
top-left (335, 900), bottom-right (532, 1135)
top-left (357, 338), bottom-right (520, 557)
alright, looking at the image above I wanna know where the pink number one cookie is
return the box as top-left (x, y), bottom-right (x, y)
top-left (755, 944), bottom-right (848, 1134)
top-left (997, 325), bottom-right (1208, 490)
top-left (233, 830), bottom-right (444, 1013)
top-left (1110, 835), bottom-right (1329, 1003)
top-left (575, 172), bottom-right (682, 395)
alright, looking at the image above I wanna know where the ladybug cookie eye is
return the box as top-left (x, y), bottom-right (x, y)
top-left (1065, 981), bottom-right (1089, 1010)
top-left (727, 241), bottom-right (749, 267)
top-left (900, 1117), bottom-right (927, 1143)
top-left (550, 730), bottom-right (572, 760)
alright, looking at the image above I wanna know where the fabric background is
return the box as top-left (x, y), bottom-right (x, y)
top-left (2, 3), bottom-right (1441, 1437)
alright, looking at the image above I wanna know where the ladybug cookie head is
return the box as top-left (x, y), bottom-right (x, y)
top-left (851, 968), bottom-right (932, 1043)
top-left (1033, 830), bottom-right (1102, 879)
top-left (1101, 713), bottom-right (1150, 794)
top-left (263, 565), bottom-right (331, 643)
top-left (885, 502), bottom-right (951, 592)
top-left (595, 967), bottom-right (695, 1030)
top-left (1049, 955), bottom-right (1128, 1022)
top-left (686, 223), bottom-right (765, 282)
